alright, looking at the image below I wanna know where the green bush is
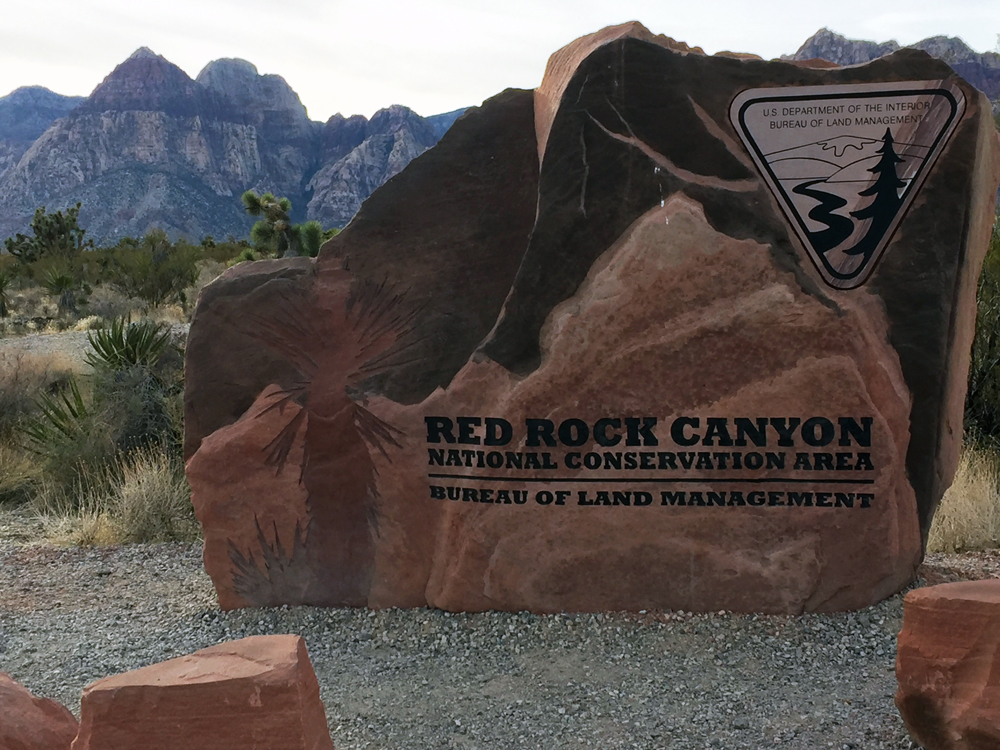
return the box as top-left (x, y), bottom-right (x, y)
top-left (103, 230), bottom-right (200, 308)
top-left (0, 264), bottom-right (14, 318)
top-left (14, 315), bottom-right (184, 501)
top-left (200, 235), bottom-right (252, 264)
top-left (965, 216), bottom-right (1000, 443)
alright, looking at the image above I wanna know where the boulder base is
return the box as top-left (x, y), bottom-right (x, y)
top-left (896, 580), bottom-right (1000, 749)
top-left (70, 635), bottom-right (333, 750)
top-left (0, 672), bottom-right (78, 750)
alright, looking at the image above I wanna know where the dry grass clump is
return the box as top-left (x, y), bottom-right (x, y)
top-left (33, 446), bottom-right (199, 545)
top-left (928, 445), bottom-right (1000, 553)
top-left (0, 443), bottom-right (41, 505)
top-left (0, 349), bottom-right (79, 504)
top-left (0, 349), bottom-right (79, 424)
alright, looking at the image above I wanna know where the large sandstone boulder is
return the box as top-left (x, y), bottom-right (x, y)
top-left (0, 672), bottom-right (78, 750)
top-left (185, 22), bottom-right (1000, 614)
top-left (70, 635), bottom-right (332, 750)
top-left (896, 581), bottom-right (1000, 749)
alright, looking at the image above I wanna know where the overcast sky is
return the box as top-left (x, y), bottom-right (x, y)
top-left (1, 0), bottom-right (998, 122)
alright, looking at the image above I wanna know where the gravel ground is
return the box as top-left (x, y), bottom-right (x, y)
top-left (0, 330), bottom-right (96, 365)
top-left (4, 507), bottom-right (987, 750)
top-left (0, 324), bottom-right (190, 367)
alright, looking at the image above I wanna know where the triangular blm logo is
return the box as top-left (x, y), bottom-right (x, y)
top-left (730, 81), bottom-right (965, 289)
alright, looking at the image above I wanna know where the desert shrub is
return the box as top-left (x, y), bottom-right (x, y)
top-left (85, 317), bottom-right (184, 456)
top-left (201, 235), bottom-right (251, 264)
top-left (108, 446), bottom-right (197, 542)
top-left (31, 445), bottom-right (197, 545)
top-left (102, 230), bottom-right (201, 308)
top-left (19, 378), bottom-right (89, 452)
top-left (17, 376), bottom-right (118, 491)
top-left (79, 284), bottom-right (137, 321)
top-left (0, 443), bottom-right (41, 505)
top-left (929, 444), bottom-right (1000, 552)
top-left (0, 349), bottom-right (76, 438)
top-left (96, 365), bottom-right (178, 453)
top-left (0, 262), bottom-right (16, 318)
top-left (965, 216), bottom-right (1000, 444)
top-left (13, 317), bottom-right (184, 500)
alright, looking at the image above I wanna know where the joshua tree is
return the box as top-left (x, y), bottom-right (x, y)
top-left (241, 191), bottom-right (326, 258)
top-left (3, 203), bottom-right (93, 264)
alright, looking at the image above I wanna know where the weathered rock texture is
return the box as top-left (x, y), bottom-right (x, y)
top-left (0, 50), bottom-right (458, 243)
top-left (0, 671), bottom-right (79, 750)
top-left (0, 86), bottom-right (83, 187)
top-left (186, 23), bottom-right (1000, 614)
top-left (70, 635), bottom-right (333, 750)
top-left (896, 581), bottom-right (1000, 750)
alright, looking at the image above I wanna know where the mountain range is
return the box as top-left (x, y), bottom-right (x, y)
top-left (0, 29), bottom-right (996, 245)
top-left (0, 49), bottom-right (466, 243)
top-left (786, 28), bottom-right (1000, 106)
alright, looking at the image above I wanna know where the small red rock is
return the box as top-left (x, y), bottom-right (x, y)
top-left (70, 635), bottom-right (333, 750)
top-left (0, 671), bottom-right (78, 750)
top-left (896, 580), bottom-right (1000, 750)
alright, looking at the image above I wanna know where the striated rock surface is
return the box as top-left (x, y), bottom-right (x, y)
top-left (186, 23), bottom-right (1000, 614)
top-left (896, 581), bottom-right (1000, 750)
top-left (306, 105), bottom-right (439, 228)
top-left (70, 635), bottom-right (333, 750)
top-left (0, 671), bottom-right (79, 750)
top-left (186, 87), bottom-right (539, 607)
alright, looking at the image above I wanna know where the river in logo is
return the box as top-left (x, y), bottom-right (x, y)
top-left (731, 81), bottom-right (965, 289)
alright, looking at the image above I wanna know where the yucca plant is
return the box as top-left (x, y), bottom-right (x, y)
top-left (19, 378), bottom-right (89, 455)
top-left (228, 246), bottom-right (259, 266)
top-left (85, 316), bottom-right (172, 372)
top-left (0, 266), bottom-right (14, 318)
top-left (39, 263), bottom-right (77, 313)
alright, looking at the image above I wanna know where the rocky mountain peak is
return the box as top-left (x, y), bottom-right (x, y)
top-left (78, 48), bottom-right (233, 118)
top-left (367, 105), bottom-right (437, 146)
top-left (196, 58), bottom-right (310, 136)
top-left (0, 86), bottom-right (84, 141)
top-left (785, 28), bottom-right (900, 66)
top-left (127, 47), bottom-right (161, 62)
top-left (911, 36), bottom-right (1000, 69)
top-left (786, 28), bottom-right (1000, 101)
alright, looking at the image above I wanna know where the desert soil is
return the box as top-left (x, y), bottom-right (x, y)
top-left (2, 506), bottom-right (987, 749)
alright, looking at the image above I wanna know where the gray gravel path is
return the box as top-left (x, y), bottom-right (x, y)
top-left (0, 509), bottom-right (922, 750)
top-left (0, 330), bottom-right (94, 365)
top-left (0, 324), bottom-right (190, 368)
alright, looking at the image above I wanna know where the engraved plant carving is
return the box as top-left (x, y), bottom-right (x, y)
top-left (227, 262), bottom-right (423, 606)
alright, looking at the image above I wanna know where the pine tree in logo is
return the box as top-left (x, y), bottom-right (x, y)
top-left (844, 127), bottom-right (905, 259)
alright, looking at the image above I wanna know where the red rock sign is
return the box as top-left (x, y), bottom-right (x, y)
top-left (185, 23), bottom-right (1000, 614)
